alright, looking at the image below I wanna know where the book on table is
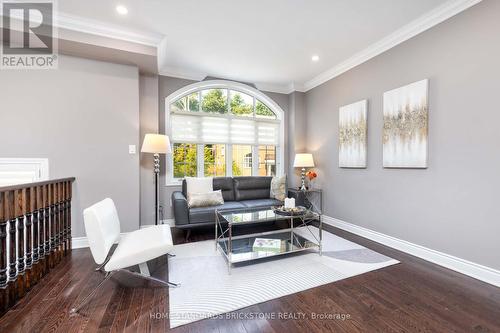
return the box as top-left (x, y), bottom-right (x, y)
top-left (252, 238), bottom-right (282, 253)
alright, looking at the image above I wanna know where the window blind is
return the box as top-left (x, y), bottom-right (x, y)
top-left (171, 114), bottom-right (279, 145)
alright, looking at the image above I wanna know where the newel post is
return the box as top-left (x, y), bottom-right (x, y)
top-left (0, 192), bottom-right (8, 314)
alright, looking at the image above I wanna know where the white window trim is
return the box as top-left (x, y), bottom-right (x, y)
top-left (165, 80), bottom-right (285, 186)
top-left (251, 145), bottom-right (259, 175)
top-left (225, 144), bottom-right (233, 179)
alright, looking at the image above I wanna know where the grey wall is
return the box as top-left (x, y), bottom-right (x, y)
top-left (0, 55), bottom-right (140, 237)
top-left (305, 0), bottom-right (500, 270)
top-left (156, 75), bottom-right (290, 219)
top-left (288, 91), bottom-right (307, 188)
top-left (139, 75), bottom-right (159, 226)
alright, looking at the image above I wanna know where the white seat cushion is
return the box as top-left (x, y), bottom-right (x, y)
top-left (105, 225), bottom-right (173, 272)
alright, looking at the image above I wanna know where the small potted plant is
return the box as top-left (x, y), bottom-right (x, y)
top-left (305, 170), bottom-right (317, 189)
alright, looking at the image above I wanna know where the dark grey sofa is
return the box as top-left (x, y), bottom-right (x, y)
top-left (172, 176), bottom-right (283, 229)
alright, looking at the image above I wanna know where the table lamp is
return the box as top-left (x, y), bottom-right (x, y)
top-left (293, 153), bottom-right (315, 191)
top-left (141, 134), bottom-right (171, 225)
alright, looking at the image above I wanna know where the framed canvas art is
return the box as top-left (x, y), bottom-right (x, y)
top-left (339, 99), bottom-right (367, 168)
top-left (383, 79), bottom-right (428, 168)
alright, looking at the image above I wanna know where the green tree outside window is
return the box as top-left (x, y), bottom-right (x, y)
top-left (256, 100), bottom-right (275, 118)
top-left (202, 89), bottom-right (228, 113)
top-left (230, 92), bottom-right (253, 116)
top-left (188, 93), bottom-right (199, 112)
top-left (173, 143), bottom-right (197, 177)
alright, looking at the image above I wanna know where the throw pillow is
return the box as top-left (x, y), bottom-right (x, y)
top-left (185, 177), bottom-right (213, 196)
top-left (270, 175), bottom-right (286, 201)
top-left (188, 190), bottom-right (224, 208)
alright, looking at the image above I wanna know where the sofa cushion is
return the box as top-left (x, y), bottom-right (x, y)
top-left (185, 177), bottom-right (213, 196)
top-left (239, 199), bottom-right (283, 209)
top-left (233, 176), bottom-right (273, 201)
top-left (213, 177), bottom-right (235, 201)
top-left (270, 175), bottom-right (287, 201)
top-left (189, 201), bottom-right (245, 225)
top-left (188, 190), bottom-right (224, 208)
top-left (183, 177), bottom-right (235, 202)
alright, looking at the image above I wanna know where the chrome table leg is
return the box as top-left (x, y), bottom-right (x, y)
top-left (228, 222), bottom-right (232, 275)
top-left (215, 211), bottom-right (218, 251)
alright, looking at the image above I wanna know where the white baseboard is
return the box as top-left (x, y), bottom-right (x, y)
top-left (162, 219), bottom-right (175, 227)
top-left (71, 236), bottom-right (90, 249)
top-left (322, 216), bottom-right (500, 288)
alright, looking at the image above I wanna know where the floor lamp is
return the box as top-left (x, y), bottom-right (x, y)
top-left (141, 134), bottom-right (171, 225)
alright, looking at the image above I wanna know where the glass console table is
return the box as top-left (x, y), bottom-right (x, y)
top-left (287, 188), bottom-right (323, 214)
top-left (215, 206), bottom-right (322, 274)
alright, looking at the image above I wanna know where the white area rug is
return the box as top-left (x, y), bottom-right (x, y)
top-left (168, 226), bottom-right (398, 328)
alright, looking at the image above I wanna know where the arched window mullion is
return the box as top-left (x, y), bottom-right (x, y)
top-left (253, 96), bottom-right (256, 118)
top-left (166, 80), bottom-right (284, 185)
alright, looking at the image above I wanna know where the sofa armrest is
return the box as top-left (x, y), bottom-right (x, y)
top-left (172, 191), bottom-right (189, 226)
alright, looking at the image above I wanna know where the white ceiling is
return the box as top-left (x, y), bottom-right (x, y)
top-left (57, 0), bottom-right (472, 92)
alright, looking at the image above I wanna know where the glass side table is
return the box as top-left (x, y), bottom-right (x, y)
top-left (287, 188), bottom-right (323, 214)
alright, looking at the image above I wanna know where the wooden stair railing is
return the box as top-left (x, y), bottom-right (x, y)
top-left (0, 177), bottom-right (75, 315)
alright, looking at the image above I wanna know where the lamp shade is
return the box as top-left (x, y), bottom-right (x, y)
top-left (141, 134), bottom-right (171, 154)
top-left (293, 153), bottom-right (315, 168)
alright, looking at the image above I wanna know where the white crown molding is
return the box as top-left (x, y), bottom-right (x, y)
top-left (158, 0), bottom-right (482, 93)
top-left (322, 215), bottom-right (500, 288)
top-left (290, 83), bottom-right (306, 93)
top-left (302, 0), bottom-right (483, 92)
top-left (254, 82), bottom-right (301, 95)
top-left (158, 67), bottom-right (207, 82)
top-left (4, 1), bottom-right (480, 94)
top-left (158, 70), bottom-right (298, 95)
top-left (56, 12), bottom-right (164, 47)
top-left (2, 9), bottom-right (164, 46)
top-left (254, 83), bottom-right (290, 95)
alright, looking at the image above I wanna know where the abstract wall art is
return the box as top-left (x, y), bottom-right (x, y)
top-left (339, 99), bottom-right (367, 168)
top-left (383, 79), bottom-right (428, 168)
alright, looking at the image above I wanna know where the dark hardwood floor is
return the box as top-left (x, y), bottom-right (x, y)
top-left (1, 224), bottom-right (499, 333)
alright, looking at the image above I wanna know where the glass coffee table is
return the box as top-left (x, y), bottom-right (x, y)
top-left (215, 206), bottom-right (322, 274)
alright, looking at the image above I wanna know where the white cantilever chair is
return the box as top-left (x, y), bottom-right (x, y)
top-left (70, 198), bottom-right (179, 314)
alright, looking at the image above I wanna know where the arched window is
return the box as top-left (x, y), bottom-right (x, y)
top-left (165, 80), bottom-right (284, 184)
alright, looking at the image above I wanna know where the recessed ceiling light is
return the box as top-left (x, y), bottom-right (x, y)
top-left (311, 55), bottom-right (320, 62)
top-left (116, 5), bottom-right (128, 15)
